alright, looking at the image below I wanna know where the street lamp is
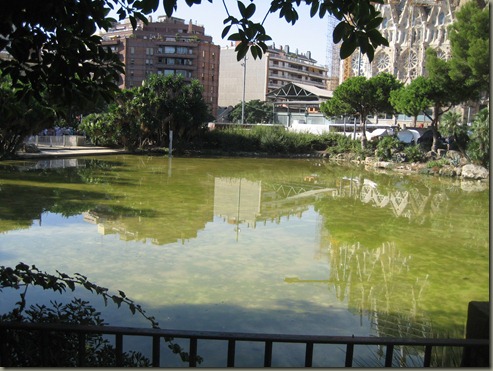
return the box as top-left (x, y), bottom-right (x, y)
top-left (241, 56), bottom-right (247, 125)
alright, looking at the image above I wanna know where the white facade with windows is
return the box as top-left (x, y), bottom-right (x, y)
top-left (218, 44), bottom-right (329, 108)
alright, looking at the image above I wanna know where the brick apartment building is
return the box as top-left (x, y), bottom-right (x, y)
top-left (100, 15), bottom-right (220, 117)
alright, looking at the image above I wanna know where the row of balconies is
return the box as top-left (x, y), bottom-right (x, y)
top-left (268, 75), bottom-right (326, 88)
top-left (268, 69), bottom-right (327, 83)
top-left (268, 63), bottom-right (327, 78)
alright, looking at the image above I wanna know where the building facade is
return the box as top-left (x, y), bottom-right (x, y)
top-left (337, 0), bottom-right (461, 83)
top-left (218, 44), bottom-right (329, 108)
top-left (100, 16), bottom-right (220, 116)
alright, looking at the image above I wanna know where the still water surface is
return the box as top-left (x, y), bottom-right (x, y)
top-left (0, 156), bottom-right (489, 366)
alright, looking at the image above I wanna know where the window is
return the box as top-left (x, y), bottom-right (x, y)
top-left (130, 47), bottom-right (135, 54)
top-left (438, 12), bottom-right (445, 25)
top-left (165, 46), bottom-right (175, 54)
top-left (176, 47), bottom-right (188, 54)
top-left (146, 47), bottom-right (154, 55)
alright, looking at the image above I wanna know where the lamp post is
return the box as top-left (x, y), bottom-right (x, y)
top-left (241, 56), bottom-right (247, 125)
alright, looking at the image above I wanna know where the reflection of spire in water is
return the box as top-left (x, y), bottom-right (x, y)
top-left (327, 242), bottom-right (432, 345)
top-left (285, 239), bottom-right (435, 365)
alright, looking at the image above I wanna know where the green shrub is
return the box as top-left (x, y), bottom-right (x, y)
top-left (426, 158), bottom-right (449, 168)
top-left (466, 108), bottom-right (489, 168)
top-left (375, 136), bottom-right (402, 160)
top-left (403, 144), bottom-right (425, 163)
top-left (324, 133), bottom-right (360, 154)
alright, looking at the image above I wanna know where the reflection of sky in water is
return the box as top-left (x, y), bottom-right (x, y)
top-left (1, 208), bottom-right (375, 366)
top-left (0, 158), bottom-right (488, 366)
top-left (1, 209), bottom-right (369, 335)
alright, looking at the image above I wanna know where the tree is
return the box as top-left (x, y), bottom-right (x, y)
top-left (137, 74), bottom-right (213, 147)
top-left (448, 1), bottom-right (489, 101)
top-left (370, 72), bottom-right (403, 118)
top-left (390, 77), bottom-right (431, 128)
top-left (81, 75), bottom-right (212, 150)
top-left (228, 100), bottom-right (273, 124)
top-left (440, 111), bottom-right (469, 154)
top-left (419, 48), bottom-right (465, 152)
top-left (320, 73), bottom-right (402, 149)
top-left (0, 0), bottom-right (388, 157)
top-left (0, 77), bottom-right (55, 159)
top-left (0, 0), bottom-right (388, 106)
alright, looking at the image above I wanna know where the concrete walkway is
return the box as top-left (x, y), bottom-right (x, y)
top-left (17, 145), bottom-right (129, 159)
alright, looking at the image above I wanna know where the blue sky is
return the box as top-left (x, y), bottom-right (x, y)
top-left (148, 1), bottom-right (330, 66)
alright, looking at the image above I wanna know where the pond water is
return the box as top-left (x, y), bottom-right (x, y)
top-left (0, 155), bottom-right (489, 367)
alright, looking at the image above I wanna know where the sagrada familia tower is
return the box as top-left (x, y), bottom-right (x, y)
top-left (333, 0), bottom-right (469, 84)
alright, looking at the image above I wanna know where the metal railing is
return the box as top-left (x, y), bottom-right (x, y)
top-left (24, 135), bottom-right (86, 147)
top-left (0, 322), bottom-right (488, 367)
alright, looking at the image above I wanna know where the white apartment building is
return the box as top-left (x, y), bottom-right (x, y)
top-left (218, 44), bottom-right (329, 108)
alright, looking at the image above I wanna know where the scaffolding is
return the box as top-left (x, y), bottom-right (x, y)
top-left (325, 15), bottom-right (341, 89)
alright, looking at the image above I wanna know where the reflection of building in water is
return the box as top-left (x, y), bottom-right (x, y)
top-left (82, 171), bottom-right (452, 245)
top-left (214, 178), bottom-right (262, 227)
top-left (213, 177), bottom-right (339, 230)
top-left (335, 177), bottom-right (448, 221)
top-left (286, 241), bottom-right (434, 366)
top-left (16, 158), bottom-right (83, 171)
top-left (328, 242), bottom-right (434, 366)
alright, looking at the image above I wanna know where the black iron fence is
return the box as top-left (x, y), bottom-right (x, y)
top-left (0, 322), bottom-right (488, 367)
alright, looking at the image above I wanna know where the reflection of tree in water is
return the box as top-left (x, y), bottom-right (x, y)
top-left (328, 241), bottom-right (464, 367)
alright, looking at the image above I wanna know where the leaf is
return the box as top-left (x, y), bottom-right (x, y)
top-left (250, 44), bottom-right (258, 59)
top-left (237, 1), bottom-right (246, 17)
top-left (163, 0), bottom-right (177, 16)
top-left (310, 1), bottom-right (319, 17)
top-left (340, 39), bottom-right (357, 59)
top-left (244, 3), bottom-right (256, 19)
top-left (227, 32), bottom-right (242, 42)
top-left (221, 25), bottom-right (231, 38)
top-left (333, 21), bottom-right (348, 44)
top-left (112, 295), bottom-right (123, 307)
top-left (129, 16), bottom-right (137, 31)
top-left (366, 16), bottom-right (383, 30)
top-left (235, 41), bottom-right (249, 61)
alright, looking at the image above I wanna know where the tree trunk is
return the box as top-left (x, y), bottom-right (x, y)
top-left (431, 106), bottom-right (440, 153)
top-left (360, 113), bottom-right (367, 149)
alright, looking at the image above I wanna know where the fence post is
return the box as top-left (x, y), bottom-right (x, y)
top-left (461, 301), bottom-right (489, 367)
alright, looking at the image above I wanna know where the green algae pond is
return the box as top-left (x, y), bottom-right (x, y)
top-left (0, 155), bottom-right (489, 366)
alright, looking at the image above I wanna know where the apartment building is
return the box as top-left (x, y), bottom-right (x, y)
top-left (100, 16), bottom-right (220, 116)
top-left (218, 44), bottom-right (329, 108)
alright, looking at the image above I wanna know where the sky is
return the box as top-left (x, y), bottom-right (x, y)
top-left (146, 1), bottom-right (330, 66)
